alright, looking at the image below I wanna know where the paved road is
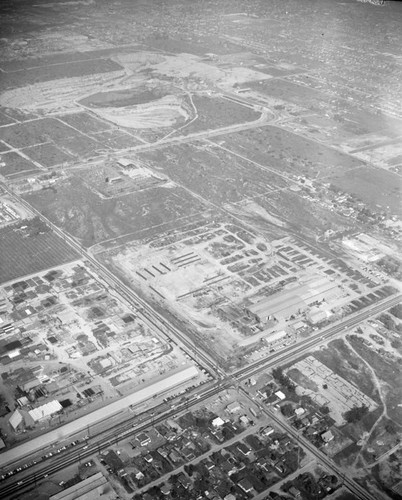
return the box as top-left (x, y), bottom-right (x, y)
top-left (234, 293), bottom-right (402, 380)
top-left (0, 292), bottom-right (399, 499)
top-left (0, 176), bottom-right (399, 500)
top-left (1, 183), bottom-right (224, 381)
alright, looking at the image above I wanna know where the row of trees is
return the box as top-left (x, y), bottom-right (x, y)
top-left (272, 367), bottom-right (296, 394)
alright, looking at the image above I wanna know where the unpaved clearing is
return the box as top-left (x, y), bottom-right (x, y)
top-left (90, 95), bottom-right (191, 129)
top-left (287, 356), bottom-right (378, 426)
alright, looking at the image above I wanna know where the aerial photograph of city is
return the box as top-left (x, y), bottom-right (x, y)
top-left (0, 0), bottom-right (401, 499)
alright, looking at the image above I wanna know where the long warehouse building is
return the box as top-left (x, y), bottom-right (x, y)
top-left (0, 365), bottom-right (199, 467)
top-left (247, 276), bottom-right (340, 323)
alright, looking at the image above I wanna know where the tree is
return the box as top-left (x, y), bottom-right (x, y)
top-left (343, 405), bottom-right (369, 424)
top-left (281, 403), bottom-right (294, 418)
top-left (378, 314), bottom-right (396, 332)
top-left (272, 367), bottom-right (295, 393)
top-left (384, 420), bottom-right (398, 435)
top-left (390, 304), bottom-right (402, 320)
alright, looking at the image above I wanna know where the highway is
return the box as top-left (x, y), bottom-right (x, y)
top-left (0, 382), bottom-right (229, 499)
top-left (1, 182), bottom-right (225, 382)
top-left (0, 292), bottom-right (399, 499)
top-left (234, 292), bottom-right (402, 380)
top-left (0, 182), bottom-right (400, 499)
top-left (241, 386), bottom-right (378, 500)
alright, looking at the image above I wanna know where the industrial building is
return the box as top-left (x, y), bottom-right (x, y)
top-left (0, 365), bottom-right (199, 468)
top-left (49, 472), bottom-right (116, 500)
top-left (246, 275), bottom-right (341, 323)
top-left (342, 234), bottom-right (385, 263)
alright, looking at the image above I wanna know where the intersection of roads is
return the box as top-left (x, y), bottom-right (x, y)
top-left (0, 110), bottom-right (400, 499)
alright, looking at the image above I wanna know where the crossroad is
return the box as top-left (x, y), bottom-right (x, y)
top-left (0, 291), bottom-right (399, 499)
top-left (0, 181), bottom-right (400, 500)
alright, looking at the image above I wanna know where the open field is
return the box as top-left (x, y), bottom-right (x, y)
top-left (138, 141), bottom-right (289, 206)
top-left (328, 166), bottom-right (402, 217)
top-left (0, 108), bottom-right (16, 126)
top-left (287, 356), bottom-right (378, 426)
top-left (82, 92), bottom-right (191, 143)
top-left (250, 190), bottom-right (356, 238)
top-left (58, 111), bottom-right (112, 134)
top-left (0, 118), bottom-right (92, 149)
top-left (0, 217), bottom-right (79, 284)
top-left (23, 174), bottom-right (207, 247)
top-left (347, 334), bottom-right (402, 423)
top-left (0, 117), bottom-right (110, 163)
top-left (248, 77), bottom-right (333, 111)
top-left (179, 95), bottom-right (262, 136)
top-left (0, 151), bottom-right (41, 178)
top-left (0, 58), bottom-right (123, 91)
top-left (211, 125), bottom-right (363, 179)
top-left (145, 34), bottom-right (245, 56)
top-left (312, 339), bottom-right (381, 404)
top-left (90, 129), bottom-right (142, 149)
top-left (79, 86), bottom-right (171, 109)
top-left (21, 143), bottom-right (75, 168)
top-left (80, 88), bottom-right (261, 143)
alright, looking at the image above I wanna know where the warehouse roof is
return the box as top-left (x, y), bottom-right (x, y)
top-left (50, 472), bottom-right (111, 500)
top-left (0, 365), bottom-right (199, 467)
top-left (28, 400), bottom-right (62, 422)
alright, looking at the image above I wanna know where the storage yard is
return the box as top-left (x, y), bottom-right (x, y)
top-left (100, 217), bottom-right (388, 369)
top-left (0, 1), bottom-right (401, 499)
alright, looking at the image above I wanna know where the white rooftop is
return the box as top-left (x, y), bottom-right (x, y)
top-left (28, 400), bottom-right (62, 422)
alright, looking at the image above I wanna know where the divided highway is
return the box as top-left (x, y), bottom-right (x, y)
top-left (0, 291), bottom-right (399, 499)
top-left (0, 182), bottom-right (400, 500)
top-left (1, 183), bottom-right (224, 381)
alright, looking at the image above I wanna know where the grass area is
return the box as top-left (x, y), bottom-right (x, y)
top-left (0, 58), bottom-right (123, 90)
top-left (58, 111), bottom-right (112, 133)
top-left (180, 95), bottom-right (261, 135)
top-left (329, 166), bottom-right (402, 217)
top-left (287, 367), bottom-right (319, 392)
top-left (0, 151), bottom-right (41, 177)
top-left (139, 141), bottom-right (288, 206)
top-left (22, 143), bottom-right (75, 168)
top-left (312, 339), bottom-right (381, 404)
top-left (24, 175), bottom-right (206, 247)
top-left (347, 335), bottom-right (402, 422)
top-left (210, 125), bottom-right (363, 178)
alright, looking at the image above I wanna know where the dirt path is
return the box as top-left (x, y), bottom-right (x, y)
top-left (344, 336), bottom-right (388, 468)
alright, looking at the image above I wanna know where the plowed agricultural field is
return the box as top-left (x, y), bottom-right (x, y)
top-left (0, 218), bottom-right (79, 284)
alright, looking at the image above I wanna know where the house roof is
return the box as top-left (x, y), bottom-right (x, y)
top-left (9, 409), bottom-right (23, 430)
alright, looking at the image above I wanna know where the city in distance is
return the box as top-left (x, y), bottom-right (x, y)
top-left (0, 0), bottom-right (401, 499)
